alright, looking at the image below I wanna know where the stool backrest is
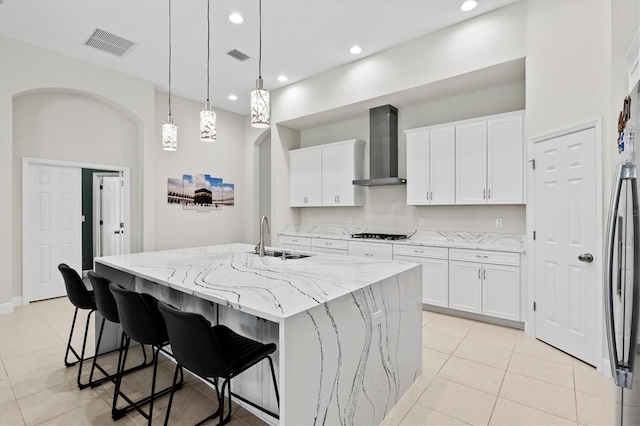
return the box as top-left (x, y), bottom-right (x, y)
top-left (58, 263), bottom-right (94, 310)
top-left (87, 272), bottom-right (119, 323)
top-left (109, 283), bottom-right (167, 345)
top-left (158, 301), bottom-right (231, 378)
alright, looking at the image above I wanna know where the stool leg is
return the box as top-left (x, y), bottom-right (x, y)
top-left (147, 346), bottom-right (161, 425)
top-left (88, 317), bottom-right (106, 387)
top-left (163, 364), bottom-right (182, 426)
top-left (76, 310), bottom-right (95, 389)
top-left (266, 355), bottom-right (280, 408)
top-left (64, 307), bottom-right (80, 367)
top-left (112, 335), bottom-right (130, 420)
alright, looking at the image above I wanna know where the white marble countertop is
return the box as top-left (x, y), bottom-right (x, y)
top-left (95, 243), bottom-right (418, 323)
top-left (279, 226), bottom-right (526, 253)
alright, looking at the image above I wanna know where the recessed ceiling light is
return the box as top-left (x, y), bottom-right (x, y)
top-left (229, 13), bottom-right (243, 24)
top-left (350, 45), bottom-right (362, 55)
top-left (277, 75), bottom-right (288, 82)
top-left (460, 0), bottom-right (478, 11)
top-left (228, 94), bottom-right (238, 101)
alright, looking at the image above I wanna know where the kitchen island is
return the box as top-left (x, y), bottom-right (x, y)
top-left (94, 243), bottom-right (422, 425)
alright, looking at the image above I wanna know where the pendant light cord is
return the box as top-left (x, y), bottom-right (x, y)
top-left (258, 0), bottom-right (262, 79)
top-left (168, 0), bottom-right (172, 116)
top-left (206, 0), bottom-right (210, 102)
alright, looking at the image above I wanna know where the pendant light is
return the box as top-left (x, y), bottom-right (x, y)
top-left (250, 0), bottom-right (269, 128)
top-left (200, 0), bottom-right (216, 142)
top-left (162, 0), bottom-right (177, 151)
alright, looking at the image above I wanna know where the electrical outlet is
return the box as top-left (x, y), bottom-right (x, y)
top-left (348, 216), bottom-right (353, 224)
top-left (419, 217), bottom-right (425, 226)
top-left (495, 218), bottom-right (503, 228)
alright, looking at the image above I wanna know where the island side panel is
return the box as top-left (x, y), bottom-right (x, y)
top-left (280, 266), bottom-right (421, 425)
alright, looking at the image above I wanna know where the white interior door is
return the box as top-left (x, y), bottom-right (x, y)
top-left (27, 164), bottom-right (81, 302)
top-left (100, 175), bottom-right (123, 257)
top-left (533, 128), bottom-right (598, 365)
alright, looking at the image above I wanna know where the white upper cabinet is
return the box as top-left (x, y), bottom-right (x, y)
top-left (290, 139), bottom-right (364, 207)
top-left (455, 121), bottom-right (488, 204)
top-left (487, 114), bottom-right (523, 204)
top-left (455, 111), bottom-right (525, 205)
top-left (322, 140), bottom-right (364, 206)
top-left (406, 126), bottom-right (455, 205)
top-left (289, 148), bottom-right (322, 207)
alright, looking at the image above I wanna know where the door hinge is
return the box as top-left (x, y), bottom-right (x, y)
top-left (120, 222), bottom-right (124, 228)
top-left (530, 159), bottom-right (536, 170)
top-left (533, 302), bottom-right (537, 311)
top-left (120, 179), bottom-right (125, 187)
top-left (99, 220), bottom-right (104, 225)
top-left (99, 184), bottom-right (103, 190)
top-left (533, 231), bottom-right (536, 240)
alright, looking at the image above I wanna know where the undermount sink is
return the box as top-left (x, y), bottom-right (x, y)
top-left (251, 250), bottom-right (313, 260)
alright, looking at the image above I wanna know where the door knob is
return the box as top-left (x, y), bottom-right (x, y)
top-left (578, 253), bottom-right (594, 263)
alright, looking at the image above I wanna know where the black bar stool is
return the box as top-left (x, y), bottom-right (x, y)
top-left (86, 271), bottom-right (152, 388)
top-left (58, 263), bottom-right (98, 389)
top-left (109, 283), bottom-right (184, 424)
top-left (158, 301), bottom-right (279, 426)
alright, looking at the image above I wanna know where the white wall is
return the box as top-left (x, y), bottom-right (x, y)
top-left (267, 1), bottom-right (528, 237)
top-left (12, 91), bottom-right (140, 297)
top-left (297, 81), bottom-right (526, 234)
top-left (153, 92), bottom-right (248, 250)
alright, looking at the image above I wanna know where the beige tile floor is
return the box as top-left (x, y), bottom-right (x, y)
top-left (0, 298), bottom-right (621, 425)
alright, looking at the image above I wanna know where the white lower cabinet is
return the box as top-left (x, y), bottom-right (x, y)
top-left (482, 264), bottom-right (520, 321)
top-left (348, 241), bottom-right (392, 260)
top-left (449, 258), bottom-right (520, 321)
top-left (278, 236), bottom-right (311, 252)
top-left (449, 261), bottom-right (483, 314)
top-left (394, 255), bottom-right (448, 307)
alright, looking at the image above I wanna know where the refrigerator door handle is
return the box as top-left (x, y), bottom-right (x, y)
top-left (605, 162), bottom-right (639, 389)
top-left (626, 175), bottom-right (639, 386)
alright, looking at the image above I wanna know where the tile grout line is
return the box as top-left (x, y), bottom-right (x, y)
top-left (486, 341), bottom-right (515, 425)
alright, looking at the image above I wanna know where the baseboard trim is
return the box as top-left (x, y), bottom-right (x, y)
top-left (423, 304), bottom-right (525, 329)
top-left (0, 301), bottom-right (14, 315)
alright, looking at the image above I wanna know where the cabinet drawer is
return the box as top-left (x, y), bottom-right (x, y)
top-left (312, 238), bottom-right (349, 251)
top-left (279, 236), bottom-right (311, 249)
top-left (312, 247), bottom-right (348, 256)
top-left (393, 245), bottom-right (448, 259)
top-left (348, 241), bottom-right (393, 260)
top-left (449, 248), bottom-right (519, 266)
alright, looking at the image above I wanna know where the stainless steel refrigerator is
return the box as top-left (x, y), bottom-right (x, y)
top-left (605, 97), bottom-right (640, 425)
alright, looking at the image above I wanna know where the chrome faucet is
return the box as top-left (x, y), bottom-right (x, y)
top-left (257, 215), bottom-right (270, 257)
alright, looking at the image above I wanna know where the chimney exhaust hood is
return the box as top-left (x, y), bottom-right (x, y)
top-left (353, 105), bottom-right (407, 186)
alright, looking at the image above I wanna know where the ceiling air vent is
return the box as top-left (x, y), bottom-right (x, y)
top-left (85, 29), bottom-right (135, 57)
top-left (227, 49), bottom-right (250, 62)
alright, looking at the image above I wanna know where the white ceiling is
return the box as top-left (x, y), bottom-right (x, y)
top-left (0, 0), bottom-right (519, 116)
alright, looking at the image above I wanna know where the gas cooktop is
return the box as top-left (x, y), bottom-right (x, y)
top-left (351, 231), bottom-right (415, 241)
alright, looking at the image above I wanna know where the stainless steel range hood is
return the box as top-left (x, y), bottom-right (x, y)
top-left (353, 105), bottom-right (406, 186)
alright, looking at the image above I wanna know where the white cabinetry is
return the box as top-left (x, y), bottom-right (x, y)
top-left (289, 149), bottom-right (322, 207)
top-left (448, 249), bottom-right (520, 321)
top-left (311, 238), bottom-right (348, 255)
top-left (455, 112), bottom-right (524, 205)
top-left (348, 241), bottom-right (392, 260)
top-left (279, 236), bottom-right (311, 252)
top-left (487, 114), bottom-right (523, 204)
top-left (455, 121), bottom-right (487, 204)
top-left (290, 140), bottom-right (364, 207)
top-left (406, 126), bottom-right (455, 205)
top-left (393, 245), bottom-right (448, 307)
top-left (321, 140), bottom-right (364, 206)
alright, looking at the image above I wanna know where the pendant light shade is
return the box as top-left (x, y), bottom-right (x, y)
top-left (250, 0), bottom-right (269, 128)
top-left (200, 0), bottom-right (217, 142)
top-left (162, 0), bottom-right (177, 151)
top-left (162, 115), bottom-right (177, 151)
top-left (251, 77), bottom-right (270, 128)
top-left (200, 101), bottom-right (217, 141)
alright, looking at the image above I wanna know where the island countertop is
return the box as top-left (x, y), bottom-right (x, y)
top-left (95, 243), bottom-right (419, 323)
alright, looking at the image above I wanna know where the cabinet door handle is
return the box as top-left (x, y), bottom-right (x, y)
top-left (365, 253), bottom-right (373, 257)
top-left (337, 195), bottom-right (340, 203)
top-left (484, 269), bottom-right (486, 279)
top-left (488, 189), bottom-right (491, 199)
top-left (476, 255), bottom-right (489, 259)
top-left (414, 249), bottom-right (424, 254)
top-left (478, 269), bottom-right (481, 279)
top-left (483, 189), bottom-right (486, 199)
top-left (326, 242), bottom-right (332, 246)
